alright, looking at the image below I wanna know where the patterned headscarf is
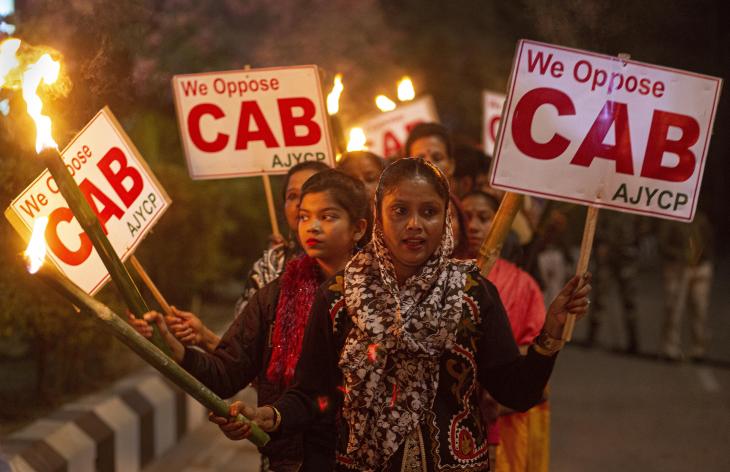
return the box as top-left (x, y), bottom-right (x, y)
top-left (340, 159), bottom-right (476, 470)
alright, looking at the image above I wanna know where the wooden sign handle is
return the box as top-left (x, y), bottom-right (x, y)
top-left (561, 205), bottom-right (599, 341)
top-left (241, 64), bottom-right (281, 240)
top-left (477, 192), bottom-right (523, 278)
top-left (261, 174), bottom-right (281, 239)
top-left (129, 255), bottom-right (172, 316)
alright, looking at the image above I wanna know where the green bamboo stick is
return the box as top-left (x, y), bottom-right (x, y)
top-left (34, 263), bottom-right (270, 447)
top-left (40, 147), bottom-right (170, 356)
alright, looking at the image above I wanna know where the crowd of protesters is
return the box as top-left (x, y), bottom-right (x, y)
top-left (130, 121), bottom-right (713, 471)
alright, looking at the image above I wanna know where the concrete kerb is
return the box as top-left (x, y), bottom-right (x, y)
top-left (0, 368), bottom-right (207, 472)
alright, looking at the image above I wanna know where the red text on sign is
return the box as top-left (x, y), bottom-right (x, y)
top-left (45, 147), bottom-right (145, 266)
top-left (511, 87), bottom-right (699, 182)
top-left (187, 98), bottom-right (322, 152)
top-left (526, 49), bottom-right (666, 98)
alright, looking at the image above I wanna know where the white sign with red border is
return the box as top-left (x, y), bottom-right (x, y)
top-left (172, 65), bottom-right (335, 179)
top-left (358, 95), bottom-right (439, 158)
top-left (482, 91), bottom-right (506, 156)
top-left (5, 107), bottom-right (171, 294)
top-left (491, 39), bottom-right (722, 221)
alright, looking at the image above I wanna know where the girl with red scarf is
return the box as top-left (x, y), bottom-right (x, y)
top-left (131, 170), bottom-right (369, 471)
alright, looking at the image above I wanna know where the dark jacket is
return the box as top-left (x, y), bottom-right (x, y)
top-left (274, 269), bottom-right (557, 471)
top-left (182, 278), bottom-right (304, 472)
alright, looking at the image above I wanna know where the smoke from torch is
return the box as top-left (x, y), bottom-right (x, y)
top-left (0, 38), bottom-right (20, 87)
top-left (0, 37), bottom-right (69, 128)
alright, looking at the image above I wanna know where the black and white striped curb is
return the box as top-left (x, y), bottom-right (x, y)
top-left (0, 368), bottom-right (207, 471)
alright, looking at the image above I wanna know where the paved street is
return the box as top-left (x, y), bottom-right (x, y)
top-left (144, 258), bottom-right (730, 471)
top-left (143, 388), bottom-right (261, 472)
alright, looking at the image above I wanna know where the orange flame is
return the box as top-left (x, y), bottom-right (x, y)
top-left (397, 76), bottom-right (415, 101)
top-left (346, 127), bottom-right (367, 152)
top-left (375, 94), bottom-right (396, 112)
top-left (0, 38), bottom-right (69, 148)
top-left (25, 216), bottom-right (49, 274)
top-left (327, 73), bottom-right (343, 115)
top-left (22, 53), bottom-right (60, 152)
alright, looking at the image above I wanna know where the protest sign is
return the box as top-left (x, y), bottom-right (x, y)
top-left (172, 65), bottom-right (335, 179)
top-left (5, 107), bottom-right (171, 294)
top-left (482, 91), bottom-right (505, 156)
top-left (490, 39), bottom-right (722, 221)
top-left (358, 95), bottom-right (439, 158)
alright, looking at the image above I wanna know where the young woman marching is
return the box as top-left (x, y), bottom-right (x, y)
top-left (131, 170), bottom-right (368, 472)
top-left (165, 161), bottom-right (329, 352)
top-left (217, 158), bottom-right (591, 471)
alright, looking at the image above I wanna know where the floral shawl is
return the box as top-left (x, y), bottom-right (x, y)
top-left (340, 209), bottom-right (475, 470)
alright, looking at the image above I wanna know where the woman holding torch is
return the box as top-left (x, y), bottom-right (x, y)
top-left (130, 170), bottom-right (368, 472)
top-left (217, 158), bottom-right (590, 471)
top-left (164, 161), bottom-right (330, 352)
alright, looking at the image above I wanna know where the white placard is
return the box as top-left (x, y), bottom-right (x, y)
top-left (172, 65), bottom-right (335, 179)
top-left (491, 39), bottom-right (722, 221)
top-left (482, 91), bottom-right (506, 156)
top-left (358, 96), bottom-right (439, 158)
top-left (6, 108), bottom-right (171, 294)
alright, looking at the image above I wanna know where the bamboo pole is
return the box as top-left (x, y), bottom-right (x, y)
top-left (261, 174), bottom-right (281, 239)
top-left (129, 255), bottom-right (172, 316)
top-left (39, 148), bottom-right (170, 356)
top-left (477, 192), bottom-right (524, 278)
top-left (561, 205), bottom-right (599, 341)
top-left (33, 263), bottom-right (270, 447)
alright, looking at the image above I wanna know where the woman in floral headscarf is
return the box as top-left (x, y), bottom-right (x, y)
top-left (215, 158), bottom-right (591, 472)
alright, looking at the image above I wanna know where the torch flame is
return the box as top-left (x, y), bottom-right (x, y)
top-left (25, 216), bottom-right (49, 274)
top-left (0, 38), bottom-right (21, 88)
top-left (397, 76), bottom-right (415, 101)
top-left (346, 127), bottom-right (367, 152)
top-left (21, 53), bottom-right (60, 153)
top-left (327, 73), bottom-right (343, 116)
top-left (375, 94), bottom-right (396, 112)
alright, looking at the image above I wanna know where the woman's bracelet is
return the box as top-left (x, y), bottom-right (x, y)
top-left (268, 405), bottom-right (282, 431)
top-left (533, 330), bottom-right (565, 356)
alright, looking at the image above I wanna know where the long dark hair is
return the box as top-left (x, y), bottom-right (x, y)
top-left (336, 151), bottom-right (386, 173)
top-left (281, 161), bottom-right (330, 200)
top-left (404, 122), bottom-right (454, 159)
top-left (449, 193), bottom-right (471, 259)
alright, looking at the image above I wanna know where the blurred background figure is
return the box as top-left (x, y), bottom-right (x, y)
top-left (449, 193), bottom-right (473, 259)
top-left (657, 210), bottom-right (715, 362)
top-left (534, 205), bottom-right (573, 306)
top-left (587, 212), bottom-right (640, 354)
top-left (452, 144), bottom-right (491, 198)
top-left (336, 150), bottom-right (385, 203)
top-left (405, 122), bottom-right (455, 185)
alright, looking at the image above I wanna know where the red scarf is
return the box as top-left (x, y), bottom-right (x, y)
top-left (266, 255), bottom-right (322, 386)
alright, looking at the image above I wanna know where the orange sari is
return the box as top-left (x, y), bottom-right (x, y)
top-left (488, 259), bottom-right (550, 472)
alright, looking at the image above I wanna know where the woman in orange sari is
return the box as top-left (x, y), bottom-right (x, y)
top-left (463, 190), bottom-right (550, 472)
